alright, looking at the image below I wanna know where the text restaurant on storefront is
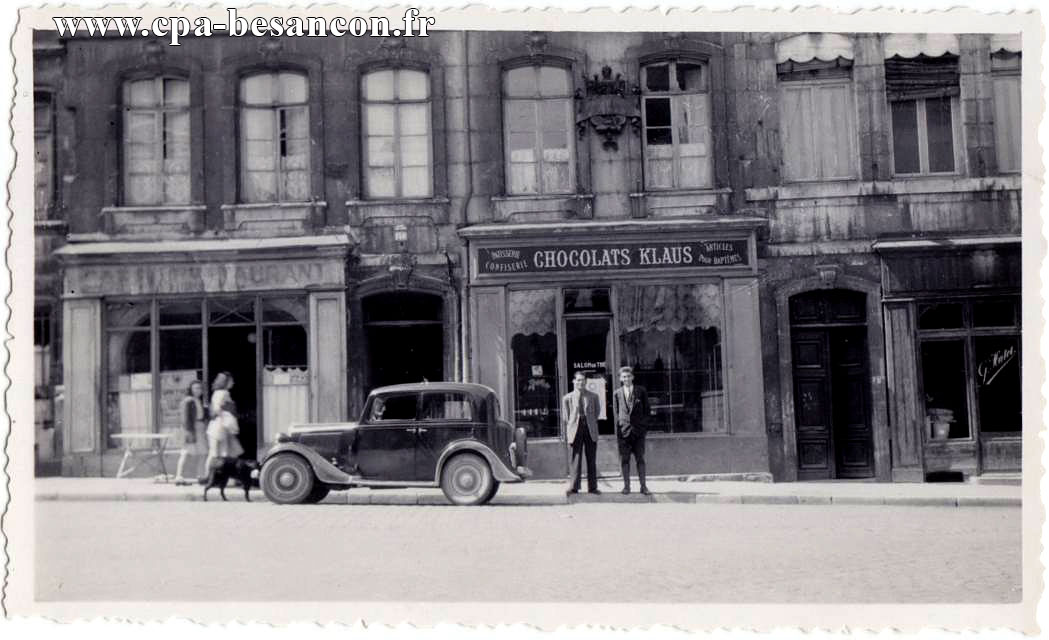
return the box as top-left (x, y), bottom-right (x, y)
top-left (459, 218), bottom-right (769, 478)
top-left (54, 236), bottom-right (351, 475)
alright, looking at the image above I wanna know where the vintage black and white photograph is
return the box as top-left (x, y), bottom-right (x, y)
top-left (2, 2), bottom-right (1041, 633)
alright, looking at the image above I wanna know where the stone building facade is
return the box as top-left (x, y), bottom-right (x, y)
top-left (32, 30), bottom-right (1022, 481)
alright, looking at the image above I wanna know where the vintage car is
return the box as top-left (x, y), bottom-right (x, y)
top-left (259, 382), bottom-right (531, 506)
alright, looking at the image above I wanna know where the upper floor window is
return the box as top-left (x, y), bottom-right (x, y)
top-left (992, 51), bottom-right (1021, 174)
top-left (775, 34), bottom-right (857, 182)
top-left (502, 65), bottom-right (575, 195)
top-left (884, 50), bottom-right (962, 176)
top-left (362, 68), bottom-right (432, 199)
top-left (34, 92), bottom-right (54, 219)
top-left (641, 59), bottom-right (712, 190)
top-left (123, 77), bottom-right (191, 206)
top-left (239, 71), bottom-right (310, 203)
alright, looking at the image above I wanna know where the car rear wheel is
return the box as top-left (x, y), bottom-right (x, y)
top-left (260, 453), bottom-right (315, 505)
top-left (481, 480), bottom-right (500, 505)
top-left (440, 453), bottom-right (493, 506)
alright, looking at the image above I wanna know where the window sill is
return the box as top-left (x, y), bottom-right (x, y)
top-left (631, 188), bottom-right (730, 218)
top-left (491, 193), bottom-right (594, 223)
top-left (220, 202), bottom-right (326, 237)
top-left (100, 205), bottom-right (207, 238)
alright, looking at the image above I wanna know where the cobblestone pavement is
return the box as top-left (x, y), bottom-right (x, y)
top-left (35, 501), bottom-right (1021, 603)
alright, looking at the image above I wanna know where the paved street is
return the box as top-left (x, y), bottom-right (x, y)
top-left (36, 501), bottom-right (1020, 603)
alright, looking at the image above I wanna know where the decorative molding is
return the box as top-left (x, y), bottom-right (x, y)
top-left (524, 31), bottom-right (549, 56)
top-left (575, 65), bottom-right (641, 151)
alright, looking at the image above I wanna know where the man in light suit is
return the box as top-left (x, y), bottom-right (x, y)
top-left (562, 370), bottom-right (601, 495)
top-left (613, 366), bottom-right (650, 495)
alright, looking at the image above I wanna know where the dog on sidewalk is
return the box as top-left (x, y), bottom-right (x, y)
top-left (203, 458), bottom-right (260, 502)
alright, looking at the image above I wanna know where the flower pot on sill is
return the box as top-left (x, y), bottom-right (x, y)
top-left (927, 408), bottom-right (955, 441)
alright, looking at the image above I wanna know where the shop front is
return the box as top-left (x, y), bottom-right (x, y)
top-left (876, 237), bottom-right (1021, 480)
top-left (460, 219), bottom-right (769, 479)
top-left (55, 236), bottom-right (351, 476)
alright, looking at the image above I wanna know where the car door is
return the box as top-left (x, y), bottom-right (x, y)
top-left (355, 392), bottom-right (418, 480)
top-left (414, 391), bottom-right (479, 481)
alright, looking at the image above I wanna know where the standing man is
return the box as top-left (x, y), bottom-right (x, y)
top-left (562, 371), bottom-right (601, 495)
top-left (613, 366), bottom-right (650, 495)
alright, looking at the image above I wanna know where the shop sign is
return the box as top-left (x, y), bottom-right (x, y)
top-left (477, 239), bottom-right (749, 275)
top-left (66, 259), bottom-right (344, 296)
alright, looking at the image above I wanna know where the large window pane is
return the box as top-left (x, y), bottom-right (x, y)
top-left (974, 336), bottom-right (1020, 433)
top-left (106, 330), bottom-right (152, 448)
top-left (261, 304), bottom-right (308, 445)
top-left (240, 72), bottom-right (310, 202)
top-left (362, 69), bottom-right (433, 199)
top-left (925, 96), bottom-right (955, 173)
top-left (34, 93), bottom-right (53, 219)
top-left (993, 72), bottom-right (1021, 173)
top-left (123, 77), bottom-right (190, 206)
top-left (891, 100), bottom-right (920, 174)
top-left (642, 60), bottom-right (712, 190)
top-left (158, 329), bottom-right (203, 436)
top-left (920, 340), bottom-right (970, 439)
top-left (509, 290), bottom-right (560, 438)
top-left (617, 284), bottom-right (724, 433)
top-left (503, 66), bottom-right (574, 196)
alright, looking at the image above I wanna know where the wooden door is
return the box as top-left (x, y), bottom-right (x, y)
top-left (831, 328), bottom-right (874, 478)
top-left (792, 329), bottom-right (834, 479)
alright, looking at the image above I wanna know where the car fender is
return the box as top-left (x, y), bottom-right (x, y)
top-left (261, 442), bottom-right (354, 486)
top-left (435, 440), bottom-right (522, 483)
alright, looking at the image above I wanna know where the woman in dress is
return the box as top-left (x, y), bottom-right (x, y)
top-left (173, 380), bottom-right (207, 486)
top-left (205, 371), bottom-right (245, 476)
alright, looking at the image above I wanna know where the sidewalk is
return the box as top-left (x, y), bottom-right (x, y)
top-left (34, 474), bottom-right (1021, 507)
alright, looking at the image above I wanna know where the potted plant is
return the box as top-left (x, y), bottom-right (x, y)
top-left (926, 407), bottom-right (955, 440)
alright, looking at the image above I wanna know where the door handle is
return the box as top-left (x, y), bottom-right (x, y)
top-left (415, 428), bottom-right (428, 435)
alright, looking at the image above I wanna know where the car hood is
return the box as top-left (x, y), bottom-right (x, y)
top-left (288, 422), bottom-right (358, 434)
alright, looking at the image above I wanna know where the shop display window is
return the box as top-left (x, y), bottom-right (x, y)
top-left (974, 335), bottom-right (1021, 433)
top-left (509, 289), bottom-right (560, 438)
top-left (617, 284), bottom-right (724, 433)
top-left (919, 340), bottom-right (971, 439)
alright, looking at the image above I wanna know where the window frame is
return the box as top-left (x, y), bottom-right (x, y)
top-left (237, 70), bottom-right (312, 204)
top-left (777, 76), bottom-right (859, 182)
top-left (121, 75), bottom-right (193, 206)
top-left (991, 52), bottom-right (1022, 175)
top-left (887, 95), bottom-right (964, 177)
top-left (639, 58), bottom-right (714, 192)
top-left (360, 66), bottom-right (435, 200)
top-left (500, 63), bottom-right (577, 196)
top-left (34, 90), bottom-right (55, 219)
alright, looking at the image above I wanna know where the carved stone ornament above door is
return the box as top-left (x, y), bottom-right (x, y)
top-left (575, 65), bottom-right (641, 152)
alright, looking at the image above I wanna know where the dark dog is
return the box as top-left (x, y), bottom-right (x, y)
top-left (203, 458), bottom-right (260, 502)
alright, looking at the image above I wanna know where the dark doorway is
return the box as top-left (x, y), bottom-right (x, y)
top-left (207, 325), bottom-right (259, 458)
top-left (790, 290), bottom-right (874, 479)
top-left (363, 292), bottom-right (444, 391)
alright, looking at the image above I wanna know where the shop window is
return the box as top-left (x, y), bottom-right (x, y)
top-left (641, 60), bottom-right (712, 190)
top-left (509, 289), bottom-right (560, 438)
top-left (158, 322), bottom-right (203, 438)
top-left (973, 298), bottom-right (1018, 328)
top-left (261, 297), bottom-right (308, 444)
top-left (974, 335), bottom-right (1021, 432)
top-left (885, 54), bottom-right (962, 175)
top-left (502, 65), bottom-right (575, 195)
top-left (778, 61), bottom-right (856, 181)
top-left (159, 299), bottom-right (202, 326)
top-left (34, 92), bottom-right (54, 219)
top-left (361, 68), bottom-right (432, 199)
top-left (209, 297), bottom-right (255, 324)
top-left (918, 302), bottom-right (963, 330)
top-left (106, 323), bottom-right (152, 449)
top-left (421, 392), bottom-right (473, 421)
top-left (239, 71), bottom-right (311, 203)
top-left (123, 76), bottom-right (191, 205)
top-left (991, 52), bottom-right (1021, 174)
top-left (617, 284), bottom-right (724, 433)
top-left (920, 340), bottom-right (970, 439)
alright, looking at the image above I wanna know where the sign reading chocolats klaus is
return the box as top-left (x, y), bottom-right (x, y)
top-left (478, 239), bottom-right (749, 275)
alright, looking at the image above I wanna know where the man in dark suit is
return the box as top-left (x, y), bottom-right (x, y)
top-left (562, 370), bottom-right (601, 495)
top-left (612, 366), bottom-right (650, 495)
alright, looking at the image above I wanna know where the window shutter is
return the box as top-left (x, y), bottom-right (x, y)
top-left (884, 54), bottom-right (960, 102)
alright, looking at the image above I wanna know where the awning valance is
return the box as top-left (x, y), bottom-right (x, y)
top-left (509, 289), bottom-right (557, 337)
top-left (775, 33), bottom-right (854, 64)
top-left (990, 33), bottom-right (1021, 54)
top-left (617, 284), bottom-right (722, 334)
top-left (884, 53), bottom-right (959, 101)
top-left (883, 33), bottom-right (960, 59)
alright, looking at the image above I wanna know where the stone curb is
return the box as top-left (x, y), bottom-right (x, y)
top-left (35, 491), bottom-right (1020, 507)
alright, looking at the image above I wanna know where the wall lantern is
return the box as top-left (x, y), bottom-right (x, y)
top-left (388, 223), bottom-right (417, 289)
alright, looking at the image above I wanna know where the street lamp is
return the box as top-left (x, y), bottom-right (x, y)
top-left (388, 223), bottom-right (416, 288)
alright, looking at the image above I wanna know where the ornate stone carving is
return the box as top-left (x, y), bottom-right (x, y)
top-left (258, 37), bottom-right (283, 62)
top-left (575, 66), bottom-right (641, 151)
top-left (143, 40), bottom-right (165, 66)
top-left (524, 31), bottom-right (549, 56)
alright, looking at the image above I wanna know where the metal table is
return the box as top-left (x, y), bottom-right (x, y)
top-left (111, 433), bottom-right (174, 480)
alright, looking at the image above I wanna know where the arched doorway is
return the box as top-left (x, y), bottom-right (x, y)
top-left (789, 289), bottom-right (874, 479)
top-left (362, 291), bottom-right (445, 390)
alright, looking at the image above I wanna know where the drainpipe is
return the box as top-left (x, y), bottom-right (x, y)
top-left (456, 30), bottom-right (474, 382)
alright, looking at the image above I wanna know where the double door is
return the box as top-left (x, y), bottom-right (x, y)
top-left (792, 326), bottom-right (874, 479)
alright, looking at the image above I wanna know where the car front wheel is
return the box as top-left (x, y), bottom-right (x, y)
top-left (260, 453), bottom-right (315, 505)
top-left (440, 452), bottom-right (494, 506)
